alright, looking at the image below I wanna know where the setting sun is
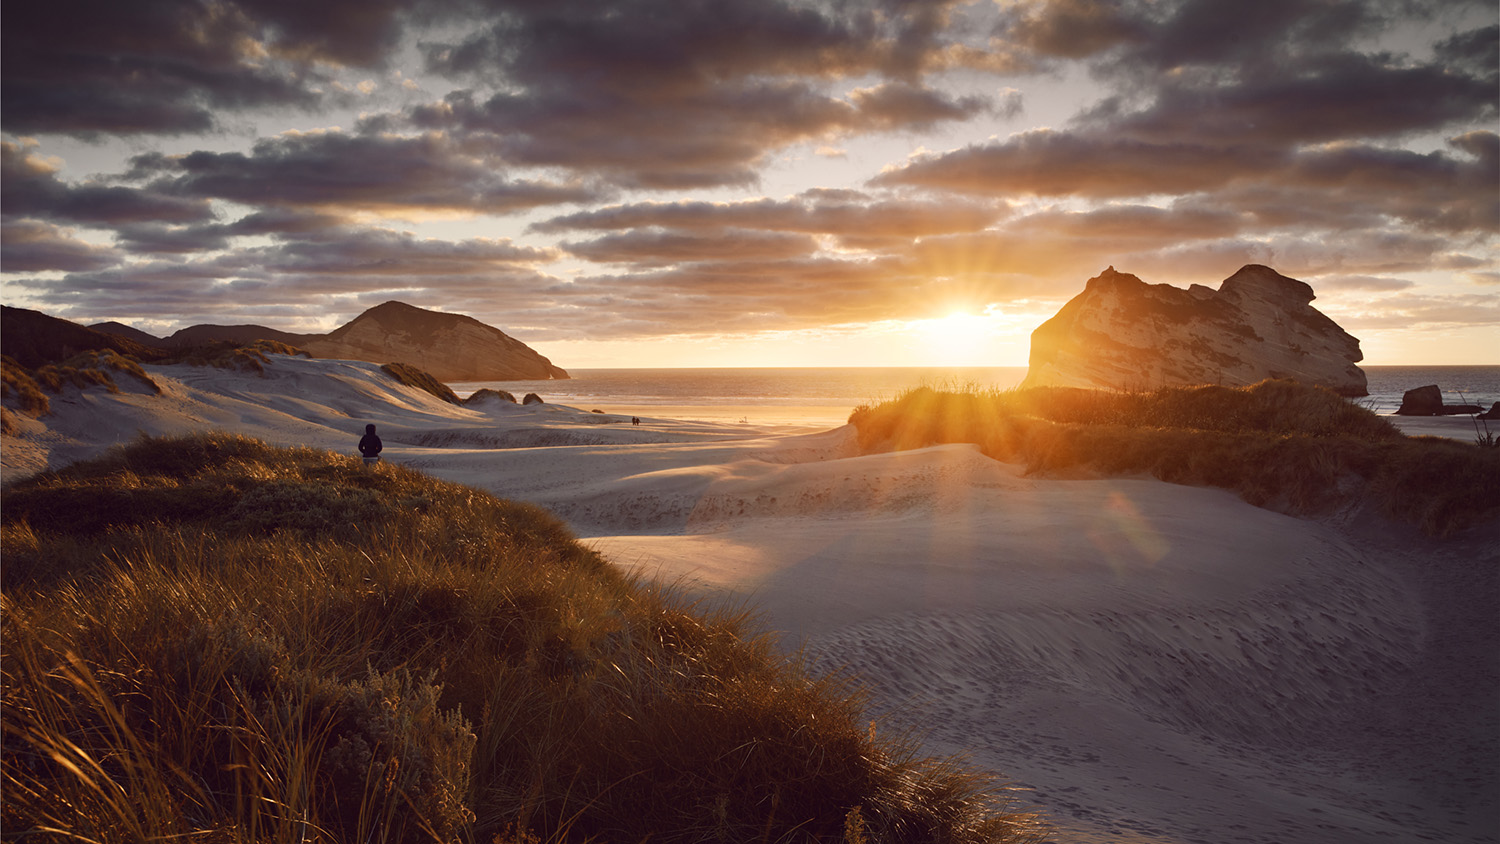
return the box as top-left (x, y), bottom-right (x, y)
top-left (917, 312), bottom-right (996, 365)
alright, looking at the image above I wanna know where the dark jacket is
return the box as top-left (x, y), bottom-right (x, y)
top-left (359, 432), bottom-right (383, 457)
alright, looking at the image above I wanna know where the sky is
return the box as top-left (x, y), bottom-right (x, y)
top-left (1, 0), bottom-right (1496, 368)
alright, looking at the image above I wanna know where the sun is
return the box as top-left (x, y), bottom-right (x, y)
top-left (915, 311), bottom-right (996, 366)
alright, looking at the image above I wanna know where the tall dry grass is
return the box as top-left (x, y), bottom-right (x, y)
top-left (160, 339), bottom-right (312, 374)
top-left (381, 362), bottom-right (462, 405)
top-left (3, 433), bottom-right (1044, 843)
top-left (848, 379), bottom-right (1496, 536)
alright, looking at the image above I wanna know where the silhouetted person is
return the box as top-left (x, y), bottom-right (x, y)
top-left (359, 423), bottom-right (383, 466)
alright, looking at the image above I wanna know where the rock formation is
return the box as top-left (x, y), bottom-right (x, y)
top-left (1020, 265), bottom-right (1367, 397)
top-left (94, 301), bottom-right (568, 382)
top-left (1395, 385), bottom-right (1483, 416)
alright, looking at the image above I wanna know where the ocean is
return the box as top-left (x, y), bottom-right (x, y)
top-left (453, 365), bottom-right (1500, 427)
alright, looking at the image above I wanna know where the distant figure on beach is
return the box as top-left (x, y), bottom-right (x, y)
top-left (632, 416), bottom-right (640, 426)
top-left (359, 423), bottom-right (383, 466)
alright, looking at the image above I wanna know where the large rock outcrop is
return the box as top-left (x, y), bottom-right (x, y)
top-left (95, 301), bottom-right (568, 381)
top-left (1020, 265), bottom-right (1367, 397)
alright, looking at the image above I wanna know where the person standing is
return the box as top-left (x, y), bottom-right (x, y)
top-left (359, 423), bottom-right (383, 466)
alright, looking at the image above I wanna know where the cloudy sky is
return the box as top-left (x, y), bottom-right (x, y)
top-left (2, 0), bottom-right (1495, 367)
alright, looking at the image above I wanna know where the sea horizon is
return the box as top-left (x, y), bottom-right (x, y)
top-left (452, 363), bottom-right (1500, 427)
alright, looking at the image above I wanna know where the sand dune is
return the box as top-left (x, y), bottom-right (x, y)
top-left (3, 354), bottom-right (1495, 843)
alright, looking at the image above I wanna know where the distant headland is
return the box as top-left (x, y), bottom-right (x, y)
top-left (89, 301), bottom-right (569, 382)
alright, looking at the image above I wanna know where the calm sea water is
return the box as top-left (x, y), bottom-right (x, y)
top-left (454, 365), bottom-right (1500, 418)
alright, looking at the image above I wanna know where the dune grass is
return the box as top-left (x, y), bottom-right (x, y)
top-left (464, 388), bottom-right (519, 405)
top-left (21, 348), bottom-right (163, 397)
top-left (2, 433), bottom-right (1043, 843)
top-left (382, 361), bottom-right (462, 405)
top-left (849, 380), bottom-right (1497, 537)
top-left (2, 354), bottom-right (51, 419)
top-left (161, 339), bottom-right (312, 374)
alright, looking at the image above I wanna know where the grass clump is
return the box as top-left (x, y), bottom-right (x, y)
top-left (162, 339), bottom-right (312, 374)
top-left (382, 361), bottom-right (461, 405)
top-left (2, 432), bottom-right (1043, 843)
top-left (465, 388), bottom-right (518, 405)
top-left (2, 354), bottom-right (50, 416)
top-left (26, 348), bottom-right (162, 396)
top-left (849, 379), bottom-right (1496, 536)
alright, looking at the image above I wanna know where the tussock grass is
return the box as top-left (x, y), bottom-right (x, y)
top-left (3, 433), bottom-right (1043, 843)
top-left (465, 387), bottom-right (519, 405)
top-left (522, 392), bottom-right (545, 405)
top-left (382, 362), bottom-right (461, 405)
top-left (2, 354), bottom-right (50, 416)
top-left (161, 339), bottom-right (312, 374)
top-left (27, 348), bottom-right (162, 396)
top-left (849, 380), bottom-right (1496, 536)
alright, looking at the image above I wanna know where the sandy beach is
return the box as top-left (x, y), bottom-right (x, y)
top-left (3, 354), bottom-right (1496, 843)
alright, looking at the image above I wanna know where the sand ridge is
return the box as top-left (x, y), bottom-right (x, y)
top-left (3, 353), bottom-right (1495, 843)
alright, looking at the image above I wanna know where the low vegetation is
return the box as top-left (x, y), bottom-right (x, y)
top-left (26, 348), bottom-right (162, 396)
top-left (2, 433), bottom-right (1043, 843)
top-left (849, 379), bottom-right (1497, 536)
top-left (464, 387), bottom-right (519, 405)
top-left (2, 354), bottom-right (51, 417)
top-left (382, 361), bottom-right (462, 405)
top-left (160, 339), bottom-right (311, 374)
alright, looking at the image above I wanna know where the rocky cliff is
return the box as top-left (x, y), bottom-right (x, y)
top-left (301, 302), bottom-right (568, 381)
top-left (1020, 265), bottom-right (1367, 397)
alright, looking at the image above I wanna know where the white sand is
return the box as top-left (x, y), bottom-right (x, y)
top-left (4, 354), bottom-right (1496, 843)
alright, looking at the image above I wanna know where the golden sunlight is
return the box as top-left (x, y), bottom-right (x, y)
top-left (915, 312), bottom-right (996, 365)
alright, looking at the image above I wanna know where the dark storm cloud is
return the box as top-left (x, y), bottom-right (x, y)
top-left (1084, 52), bottom-right (1496, 147)
top-left (562, 230), bottom-right (819, 266)
top-left (129, 131), bottom-right (603, 213)
top-left (1331, 291), bottom-right (1500, 331)
top-left (112, 223), bottom-right (234, 255)
top-left (222, 209), bottom-right (351, 238)
top-left (1313, 275), bottom-right (1418, 292)
top-left (1, 142), bottom-right (213, 226)
top-left (1002, 0), bottom-right (1151, 59)
top-left (3, 0), bottom-right (1495, 348)
top-left (872, 130), bottom-right (1497, 236)
top-left (0, 220), bottom-right (123, 272)
top-left (0, 0), bottom-right (426, 136)
top-left (1000, 1), bottom-right (1496, 155)
top-left (871, 129), bottom-right (1283, 197)
top-left (249, 228), bottom-right (556, 276)
top-left (407, 0), bottom-right (1000, 187)
top-left (418, 81), bottom-right (990, 189)
top-left (1008, 205), bottom-right (1245, 242)
top-left (13, 225), bottom-right (564, 328)
top-left (535, 191), bottom-right (1006, 238)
